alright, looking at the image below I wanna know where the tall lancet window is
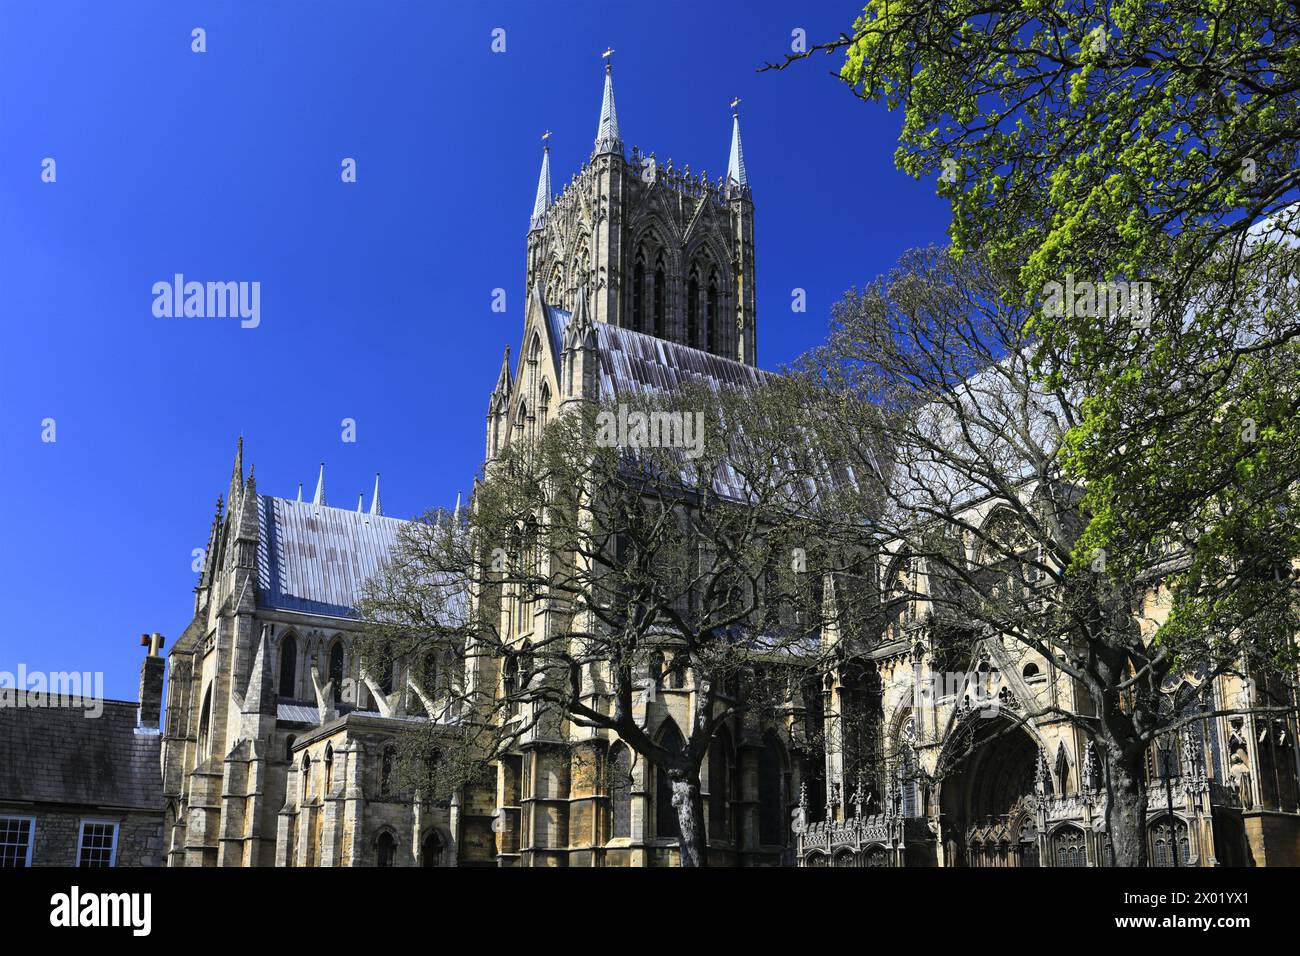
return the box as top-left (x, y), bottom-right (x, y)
top-left (328, 640), bottom-right (344, 704)
top-left (656, 722), bottom-right (685, 841)
top-left (632, 255), bottom-right (645, 331)
top-left (278, 634), bottom-right (297, 698)
top-left (539, 382), bottom-right (550, 431)
top-left (687, 271), bottom-right (700, 348)
top-left (197, 686), bottom-right (213, 761)
top-left (653, 257), bottom-right (666, 337)
top-left (608, 742), bottom-right (632, 840)
top-left (706, 273), bottom-right (719, 353)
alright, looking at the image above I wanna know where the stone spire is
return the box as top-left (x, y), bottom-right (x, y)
top-left (356, 492), bottom-right (364, 513)
top-left (228, 436), bottom-right (245, 505)
top-left (492, 346), bottom-right (513, 399)
top-left (594, 50), bottom-right (622, 155)
top-left (296, 482), bottom-right (303, 504)
top-left (530, 134), bottom-right (552, 232)
top-left (369, 473), bottom-right (383, 516)
top-left (241, 625), bottom-right (275, 718)
top-left (727, 103), bottom-right (748, 188)
top-left (312, 462), bottom-right (326, 507)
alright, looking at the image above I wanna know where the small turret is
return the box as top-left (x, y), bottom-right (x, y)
top-left (561, 285), bottom-right (599, 410)
top-left (312, 462), bottom-right (326, 508)
top-left (486, 346), bottom-right (514, 462)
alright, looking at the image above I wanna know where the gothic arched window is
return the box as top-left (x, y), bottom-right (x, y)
top-left (284, 734), bottom-right (296, 762)
top-left (1056, 744), bottom-right (1071, 794)
top-left (758, 730), bottom-right (786, 846)
top-left (328, 640), bottom-right (344, 704)
top-left (608, 742), bottom-right (632, 840)
top-left (839, 660), bottom-right (883, 798)
top-left (380, 746), bottom-right (395, 797)
top-left (655, 722), bottom-right (685, 841)
top-left (653, 257), bottom-right (666, 337)
top-left (197, 685), bottom-right (213, 761)
top-left (1151, 815), bottom-right (1190, 867)
top-left (324, 743), bottom-right (334, 792)
top-left (301, 753), bottom-right (312, 799)
top-left (687, 271), bottom-right (700, 348)
top-left (421, 830), bottom-right (443, 867)
top-left (278, 633), bottom-right (297, 698)
top-left (667, 653), bottom-right (687, 690)
top-left (376, 831), bottom-right (396, 868)
top-left (708, 730), bottom-right (733, 841)
top-left (1052, 825), bottom-right (1086, 867)
top-left (632, 254), bottom-right (645, 331)
top-left (503, 654), bottom-right (520, 716)
top-left (706, 274), bottom-right (718, 353)
top-left (539, 382), bottom-right (550, 431)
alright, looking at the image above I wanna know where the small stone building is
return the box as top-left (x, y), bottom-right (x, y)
top-left (0, 646), bottom-right (165, 867)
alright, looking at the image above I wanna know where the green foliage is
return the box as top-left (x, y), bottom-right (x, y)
top-left (824, 0), bottom-right (1300, 659)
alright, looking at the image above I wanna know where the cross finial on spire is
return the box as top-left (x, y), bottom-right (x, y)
top-left (602, 46), bottom-right (614, 68)
top-left (542, 129), bottom-right (552, 145)
top-left (730, 96), bottom-right (742, 112)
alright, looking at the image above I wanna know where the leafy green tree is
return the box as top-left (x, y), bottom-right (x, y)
top-left (800, 246), bottom-right (1299, 865)
top-left (360, 380), bottom-right (864, 866)
top-left (769, 1), bottom-right (1300, 615)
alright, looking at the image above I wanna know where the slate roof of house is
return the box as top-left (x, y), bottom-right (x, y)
top-left (257, 495), bottom-right (409, 618)
top-left (0, 694), bottom-right (162, 811)
top-left (545, 306), bottom-right (776, 399)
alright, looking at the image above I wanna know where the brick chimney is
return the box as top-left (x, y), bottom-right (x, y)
top-left (138, 632), bottom-right (165, 731)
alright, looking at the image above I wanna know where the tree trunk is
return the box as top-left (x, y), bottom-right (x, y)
top-left (670, 773), bottom-right (709, 867)
top-left (1104, 745), bottom-right (1149, 866)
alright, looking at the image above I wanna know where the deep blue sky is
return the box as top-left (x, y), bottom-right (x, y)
top-left (0, 0), bottom-right (949, 699)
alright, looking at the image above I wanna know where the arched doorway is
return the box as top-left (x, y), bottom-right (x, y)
top-left (375, 830), bottom-right (397, 867)
top-left (937, 716), bottom-right (1039, 867)
top-left (421, 830), bottom-right (443, 867)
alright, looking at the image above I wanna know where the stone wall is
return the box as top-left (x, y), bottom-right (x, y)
top-left (1, 804), bottom-right (163, 867)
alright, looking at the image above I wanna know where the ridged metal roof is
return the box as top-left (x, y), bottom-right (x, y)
top-left (546, 307), bottom-right (775, 399)
top-left (257, 495), bottom-right (408, 617)
top-left (545, 308), bottom-right (799, 501)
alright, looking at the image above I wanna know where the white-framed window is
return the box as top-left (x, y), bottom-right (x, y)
top-left (0, 816), bottom-right (35, 867)
top-left (77, 820), bottom-right (119, 867)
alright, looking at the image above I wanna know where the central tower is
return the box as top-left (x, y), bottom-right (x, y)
top-left (524, 56), bottom-right (757, 365)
